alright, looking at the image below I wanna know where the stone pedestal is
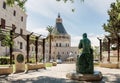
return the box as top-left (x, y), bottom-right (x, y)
top-left (13, 52), bottom-right (25, 73)
top-left (26, 63), bottom-right (46, 71)
top-left (52, 62), bottom-right (57, 66)
top-left (66, 71), bottom-right (102, 81)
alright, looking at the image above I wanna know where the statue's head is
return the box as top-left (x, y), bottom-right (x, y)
top-left (83, 33), bottom-right (87, 38)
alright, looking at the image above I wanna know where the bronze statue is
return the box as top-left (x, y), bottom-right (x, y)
top-left (76, 33), bottom-right (94, 74)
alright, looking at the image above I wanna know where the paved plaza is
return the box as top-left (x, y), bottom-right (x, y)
top-left (0, 63), bottom-right (120, 83)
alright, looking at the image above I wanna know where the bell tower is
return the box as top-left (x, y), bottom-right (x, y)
top-left (50, 13), bottom-right (71, 60)
top-left (56, 13), bottom-right (62, 23)
top-left (52, 13), bottom-right (68, 35)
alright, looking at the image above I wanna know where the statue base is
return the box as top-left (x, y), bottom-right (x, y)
top-left (66, 71), bottom-right (102, 81)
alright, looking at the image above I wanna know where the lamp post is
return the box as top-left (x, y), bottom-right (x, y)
top-left (97, 37), bottom-right (102, 61)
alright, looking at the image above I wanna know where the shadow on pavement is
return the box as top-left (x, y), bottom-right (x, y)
top-left (1, 72), bottom-right (120, 83)
top-left (103, 73), bottom-right (120, 83)
top-left (10, 76), bottom-right (82, 83)
top-left (6, 76), bottom-right (105, 83)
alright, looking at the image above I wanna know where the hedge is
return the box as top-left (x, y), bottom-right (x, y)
top-left (0, 58), bottom-right (14, 65)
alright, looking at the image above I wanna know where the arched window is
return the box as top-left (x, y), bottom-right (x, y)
top-left (56, 43), bottom-right (58, 47)
top-left (21, 16), bottom-right (23, 22)
top-left (66, 43), bottom-right (68, 47)
top-left (3, 2), bottom-right (6, 9)
top-left (68, 44), bottom-right (69, 47)
top-left (1, 18), bottom-right (5, 29)
top-left (13, 10), bottom-right (16, 16)
top-left (20, 28), bottom-right (23, 35)
top-left (59, 43), bottom-right (61, 47)
top-left (20, 42), bottom-right (23, 49)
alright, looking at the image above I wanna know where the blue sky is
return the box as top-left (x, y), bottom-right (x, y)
top-left (25, 0), bottom-right (115, 47)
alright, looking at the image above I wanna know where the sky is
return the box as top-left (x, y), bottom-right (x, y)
top-left (25, 0), bottom-right (116, 47)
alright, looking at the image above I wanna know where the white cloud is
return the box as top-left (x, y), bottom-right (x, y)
top-left (25, 0), bottom-right (55, 19)
top-left (88, 33), bottom-right (104, 47)
top-left (71, 35), bottom-right (81, 47)
top-left (25, 0), bottom-right (113, 47)
top-left (85, 0), bottom-right (116, 15)
top-left (25, 0), bottom-right (74, 19)
top-left (71, 34), bottom-right (103, 47)
top-left (27, 27), bottom-right (48, 37)
top-left (89, 36), bottom-right (99, 47)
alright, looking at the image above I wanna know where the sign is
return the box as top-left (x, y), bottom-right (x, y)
top-left (13, 52), bottom-right (25, 73)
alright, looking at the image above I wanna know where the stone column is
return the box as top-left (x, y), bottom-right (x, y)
top-left (26, 32), bottom-right (33, 63)
top-left (105, 36), bottom-right (110, 62)
top-left (10, 28), bottom-right (15, 65)
top-left (117, 36), bottom-right (120, 62)
top-left (97, 38), bottom-right (102, 61)
top-left (35, 36), bottom-right (38, 63)
top-left (26, 34), bottom-right (30, 63)
top-left (43, 39), bottom-right (45, 62)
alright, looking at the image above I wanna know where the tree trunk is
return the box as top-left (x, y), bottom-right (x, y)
top-left (49, 34), bottom-right (51, 61)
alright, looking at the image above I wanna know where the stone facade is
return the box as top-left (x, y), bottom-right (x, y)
top-left (0, 0), bottom-right (36, 57)
top-left (0, 0), bottom-right (43, 62)
top-left (0, 0), bottom-right (27, 34)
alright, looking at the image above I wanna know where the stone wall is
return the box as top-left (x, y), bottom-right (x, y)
top-left (0, 0), bottom-right (27, 34)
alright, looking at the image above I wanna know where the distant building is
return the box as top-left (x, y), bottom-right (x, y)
top-left (45, 14), bottom-right (79, 61)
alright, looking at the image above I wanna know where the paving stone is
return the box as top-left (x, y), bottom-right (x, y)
top-left (0, 64), bottom-right (120, 83)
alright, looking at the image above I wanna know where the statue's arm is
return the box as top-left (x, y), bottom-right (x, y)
top-left (78, 40), bottom-right (82, 49)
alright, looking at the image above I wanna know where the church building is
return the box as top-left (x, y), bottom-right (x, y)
top-left (45, 14), bottom-right (79, 61)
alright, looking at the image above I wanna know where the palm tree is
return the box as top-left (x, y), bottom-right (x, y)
top-left (46, 26), bottom-right (54, 62)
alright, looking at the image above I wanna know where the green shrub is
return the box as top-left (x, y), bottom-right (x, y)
top-left (29, 61), bottom-right (32, 63)
top-left (12, 60), bottom-right (15, 64)
top-left (39, 58), bottom-right (43, 62)
top-left (27, 58), bottom-right (36, 63)
top-left (45, 63), bottom-right (52, 67)
top-left (0, 58), bottom-right (10, 65)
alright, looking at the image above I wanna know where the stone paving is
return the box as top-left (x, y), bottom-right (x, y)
top-left (0, 63), bottom-right (120, 83)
